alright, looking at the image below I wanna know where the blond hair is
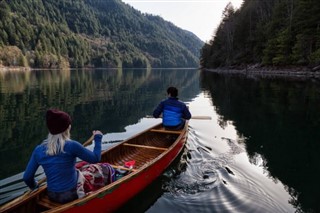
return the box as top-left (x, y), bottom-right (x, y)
top-left (46, 126), bottom-right (71, 155)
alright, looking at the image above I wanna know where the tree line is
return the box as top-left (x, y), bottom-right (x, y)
top-left (201, 0), bottom-right (320, 70)
top-left (0, 0), bottom-right (203, 69)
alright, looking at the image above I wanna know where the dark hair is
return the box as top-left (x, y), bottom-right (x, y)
top-left (167, 87), bottom-right (178, 97)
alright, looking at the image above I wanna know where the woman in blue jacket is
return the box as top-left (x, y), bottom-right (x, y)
top-left (153, 86), bottom-right (191, 130)
top-left (23, 109), bottom-right (103, 203)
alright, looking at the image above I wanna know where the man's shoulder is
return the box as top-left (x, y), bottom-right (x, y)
top-left (165, 98), bottom-right (186, 107)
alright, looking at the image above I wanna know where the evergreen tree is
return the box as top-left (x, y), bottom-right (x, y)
top-left (201, 0), bottom-right (320, 69)
top-left (0, 0), bottom-right (203, 68)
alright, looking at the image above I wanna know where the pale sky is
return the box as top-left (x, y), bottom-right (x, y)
top-left (122, 0), bottom-right (243, 42)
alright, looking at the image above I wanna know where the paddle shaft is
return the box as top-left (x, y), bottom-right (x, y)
top-left (190, 115), bottom-right (212, 120)
top-left (146, 115), bottom-right (211, 120)
top-left (82, 135), bottom-right (95, 147)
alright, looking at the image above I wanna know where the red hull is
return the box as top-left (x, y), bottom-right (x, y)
top-left (65, 130), bottom-right (187, 213)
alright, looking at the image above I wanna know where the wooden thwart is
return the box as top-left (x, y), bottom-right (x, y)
top-left (150, 128), bottom-right (182, 134)
top-left (109, 164), bottom-right (138, 172)
top-left (37, 195), bottom-right (60, 209)
top-left (123, 143), bottom-right (168, 151)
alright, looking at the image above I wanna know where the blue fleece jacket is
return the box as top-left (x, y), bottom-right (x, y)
top-left (23, 134), bottom-right (102, 192)
top-left (153, 97), bottom-right (191, 127)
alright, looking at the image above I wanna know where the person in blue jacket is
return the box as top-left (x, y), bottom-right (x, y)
top-left (153, 86), bottom-right (191, 130)
top-left (23, 109), bottom-right (103, 203)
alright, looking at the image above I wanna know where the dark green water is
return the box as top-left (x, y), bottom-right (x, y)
top-left (200, 71), bottom-right (320, 213)
top-left (0, 68), bottom-right (319, 212)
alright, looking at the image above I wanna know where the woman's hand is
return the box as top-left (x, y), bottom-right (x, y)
top-left (92, 130), bottom-right (103, 136)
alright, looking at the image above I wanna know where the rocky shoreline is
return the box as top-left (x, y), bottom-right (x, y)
top-left (0, 66), bottom-right (31, 72)
top-left (203, 65), bottom-right (320, 79)
top-left (2, 65), bottom-right (320, 79)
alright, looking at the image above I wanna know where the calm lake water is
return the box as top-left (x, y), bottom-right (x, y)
top-left (0, 68), bottom-right (319, 212)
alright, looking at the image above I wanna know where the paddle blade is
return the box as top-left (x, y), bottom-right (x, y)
top-left (146, 115), bottom-right (211, 120)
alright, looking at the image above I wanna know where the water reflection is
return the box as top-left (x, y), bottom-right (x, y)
top-left (200, 71), bottom-right (320, 213)
top-left (2, 68), bottom-right (314, 212)
top-left (0, 68), bottom-right (200, 180)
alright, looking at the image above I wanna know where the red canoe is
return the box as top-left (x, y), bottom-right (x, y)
top-left (0, 122), bottom-right (188, 213)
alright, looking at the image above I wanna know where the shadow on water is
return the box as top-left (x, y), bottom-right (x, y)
top-left (200, 70), bottom-right (320, 213)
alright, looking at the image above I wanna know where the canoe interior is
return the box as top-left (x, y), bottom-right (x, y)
top-left (0, 123), bottom-right (185, 213)
top-left (102, 127), bottom-right (180, 169)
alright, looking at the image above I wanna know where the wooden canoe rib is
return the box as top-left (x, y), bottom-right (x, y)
top-left (0, 122), bottom-right (188, 213)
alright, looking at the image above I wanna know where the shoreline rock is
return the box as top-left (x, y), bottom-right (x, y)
top-left (0, 66), bottom-right (31, 72)
top-left (203, 65), bottom-right (320, 79)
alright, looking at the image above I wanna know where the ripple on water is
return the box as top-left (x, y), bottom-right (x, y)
top-left (150, 128), bottom-right (290, 213)
top-left (163, 162), bottom-right (219, 195)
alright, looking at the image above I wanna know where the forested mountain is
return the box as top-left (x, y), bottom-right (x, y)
top-left (0, 0), bottom-right (203, 68)
top-left (201, 0), bottom-right (320, 70)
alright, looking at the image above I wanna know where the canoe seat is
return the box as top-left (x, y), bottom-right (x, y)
top-left (150, 128), bottom-right (182, 134)
top-left (37, 194), bottom-right (60, 209)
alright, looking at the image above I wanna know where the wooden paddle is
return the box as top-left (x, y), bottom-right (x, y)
top-left (190, 115), bottom-right (212, 120)
top-left (82, 134), bottom-right (95, 147)
top-left (146, 115), bottom-right (212, 120)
